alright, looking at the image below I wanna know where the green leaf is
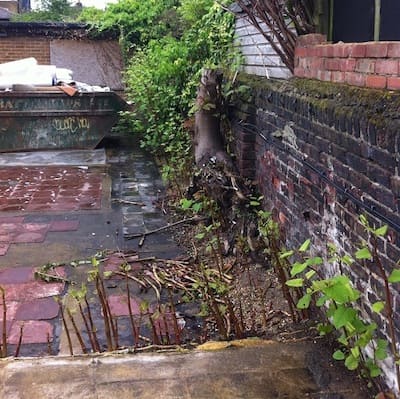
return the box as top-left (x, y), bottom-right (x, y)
top-left (338, 334), bottom-right (348, 346)
top-left (290, 262), bottom-right (308, 277)
top-left (297, 293), bottom-right (312, 309)
top-left (371, 301), bottom-right (385, 313)
top-left (280, 250), bottom-right (294, 259)
top-left (355, 247), bottom-right (372, 260)
top-left (368, 363), bottom-right (381, 378)
top-left (375, 339), bottom-right (388, 361)
top-left (305, 270), bottom-right (316, 280)
top-left (333, 350), bottom-right (345, 360)
top-left (388, 269), bottom-right (400, 283)
top-left (299, 239), bottom-right (311, 252)
top-left (317, 323), bottom-right (333, 336)
top-left (316, 295), bottom-right (328, 307)
top-left (192, 202), bottom-right (202, 213)
top-left (306, 257), bottom-right (323, 266)
top-left (333, 306), bottom-right (357, 329)
top-left (344, 354), bottom-right (359, 371)
top-left (285, 278), bottom-right (304, 288)
top-left (350, 346), bottom-right (360, 359)
top-left (195, 232), bottom-right (205, 240)
top-left (342, 255), bottom-right (354, 266)
top-left (374, 225), bottom-right (388, 237)
top-left (323, 275), bottom-right (360, 303)
top-left (180, 198), bottom-right (193, 210)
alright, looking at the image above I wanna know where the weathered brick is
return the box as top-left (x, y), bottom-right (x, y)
top-left (321, 45), bottom-right (334, 57)
top-left (345, 72), bottom-right (366, 87)
top-left (387, 76), bottom-right (400, 90)
top-left (316, 70), bottom-right (332, 82)
top-left (332, 43), bottom-right (350, 58)
top-left (365, 42), bottom-right (388, 58)
top-left (346, 152), bottom-right (367, 173)
top-left (375, 59), bottom-right (399, 75)
top-left (325, 58), bottom-right (340, 71)
top-left (367, 162), bottom-right (391, 188)
top-left (294, 67), bottom-right (305, 78)
top-left (296, 33), bottom-right (327, 47)
top-left (331, 70), bottom-right (345, 83)
top-left (295, 47), bottom-right (308, 58)
top-left (365, 74), bottom-right (387, 89)
top-left (349, 43), bottom-right (367, 58)
top-left (388, 42), bottom-right (400, 58)
top-left (355, 59), bottom-right (375, 73)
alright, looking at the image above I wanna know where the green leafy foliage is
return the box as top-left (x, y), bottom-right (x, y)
top-left (281, 221), bottom-right (399, 381)
top-left (78, 0), bottom-right (180, 53)
top-left (13, 0), bottom-right (81, 22)
top-left (123, 2), bottom-right (236, 179)
top-left (388, 269), bottom-right (400, 283)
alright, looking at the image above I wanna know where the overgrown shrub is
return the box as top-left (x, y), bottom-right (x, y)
top-left (124, 3), bottom-right (237, 179)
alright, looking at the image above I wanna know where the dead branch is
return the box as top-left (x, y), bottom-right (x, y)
top-left (232, 0), bottom-right (315, 73)
top-left (125, 216), bottom-right (206, 240)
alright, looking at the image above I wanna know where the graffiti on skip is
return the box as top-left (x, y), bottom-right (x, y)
top-left (0, 100), bottom-right (13, 111)
top-left (52, 117), bottom-right (90, 133)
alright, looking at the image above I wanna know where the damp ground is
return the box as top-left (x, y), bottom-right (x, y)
top-left (0, 135), bottom-right (374, 398)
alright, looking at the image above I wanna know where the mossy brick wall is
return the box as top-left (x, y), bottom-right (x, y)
top-left (0, 37), bottom-right (50, 64)
top-left (295, 34), bottom-right (400, 90)
top-left (230, 74), bottom-right (400, 389)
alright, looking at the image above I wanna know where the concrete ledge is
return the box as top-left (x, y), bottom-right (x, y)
top-left (0, 339), bottom-right (369, 399)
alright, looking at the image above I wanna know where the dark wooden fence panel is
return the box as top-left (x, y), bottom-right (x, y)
top-left (332, 0), bottom-right (374, 42)
top-left (380, 0), bottom-right (400, 40)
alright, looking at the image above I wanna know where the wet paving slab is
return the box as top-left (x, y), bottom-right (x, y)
top-left (0, 136), bottom-right (183, 357)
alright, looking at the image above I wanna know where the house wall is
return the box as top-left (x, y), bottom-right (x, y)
top-left (0, 25), bottom-right (124, 90)
top-left (295, 34), bottom-right (400, 90)
top-left (234, 15), bottom-right (292, 79)
top-left (0, 1), bottom-right (18, 13)
top-left (230, 74), bottom-right (400, 391)
top-left (0, 37), bottom-right (50, 64)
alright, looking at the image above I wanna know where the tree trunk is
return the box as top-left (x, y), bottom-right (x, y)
top-left (193, 68), bottom-right (232, 166)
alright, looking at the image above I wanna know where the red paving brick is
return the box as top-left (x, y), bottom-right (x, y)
top-left (3, 281), bottom-right (64, 302)
top-left (15, 297), bottom-right (59, 320)
top-left (8, 320), bottom-right (53, 344)
top-left (0, 217), bottom-right (81, 256)
top-left (0, 266), bottom-right (35, 284)
top-left (108, 295), bottom-right (142, 317)
top-left (0, 301), bottom-right (20, 322)
top-left (0, 166), bottom-right (103, 212)
top-left (12, 232), bottom-right (47, 244)
top-left (49, 220), bottom-right (80, 232)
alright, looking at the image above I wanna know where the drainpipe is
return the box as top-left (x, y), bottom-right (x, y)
top-left (374, 0), bottom-right (381, 41)
top-left (328, 0), bottom-right (334, 41)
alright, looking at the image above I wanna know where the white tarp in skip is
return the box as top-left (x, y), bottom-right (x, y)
top-left (0, 57), bottom-right (65, 89)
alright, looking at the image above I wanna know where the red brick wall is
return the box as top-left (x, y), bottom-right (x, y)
top-left (0, 37), bottom-right (50, 64)
top-left (230, 74), bottom-right (400, 391)
top-left (294, 34), bottom-right (400, 91)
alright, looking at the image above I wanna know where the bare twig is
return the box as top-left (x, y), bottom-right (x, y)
top-left (0, 286), bottom-right (7, 358)
top-left (125, 216), bottom-right (206, 240)
top-left (232, 0), bottom-right (315, 73)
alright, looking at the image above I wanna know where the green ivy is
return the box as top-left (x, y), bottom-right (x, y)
top-left (123, 3), bottom-right (236, 178)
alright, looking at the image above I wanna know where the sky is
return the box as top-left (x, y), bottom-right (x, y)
top-left (31, 0), bottom-right (118, 10)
